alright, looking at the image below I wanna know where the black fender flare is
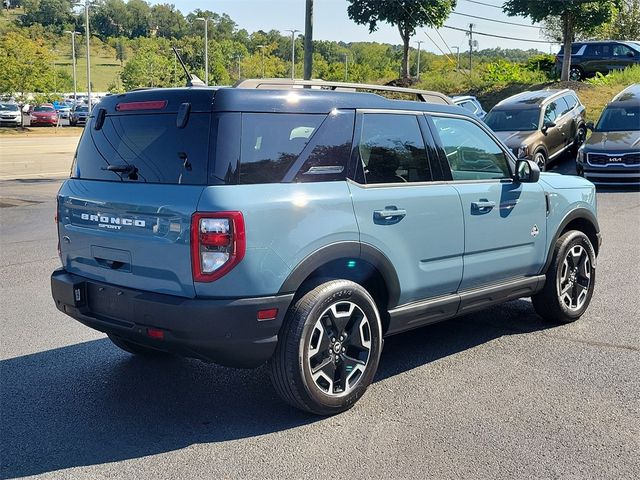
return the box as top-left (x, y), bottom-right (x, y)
top-left (542, 208), bottom-right (600, 274)
top-left (278, 241), bottom-right (401, 309)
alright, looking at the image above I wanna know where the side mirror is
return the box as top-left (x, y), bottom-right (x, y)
top-left (515, 159), bottom-right (540, 183)
top-left (586, 121), bottom-right (594, 131)
top-left (541, 121), bottom-right (556, 134)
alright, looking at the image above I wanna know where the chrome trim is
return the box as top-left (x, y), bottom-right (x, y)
top-left (584, 172), bottom-right (640, 178)
top-left (587, 151), bottom-right (640, 168)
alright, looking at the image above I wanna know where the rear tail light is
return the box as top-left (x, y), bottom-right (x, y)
top-left (191, 212), bottom-right (245, 282)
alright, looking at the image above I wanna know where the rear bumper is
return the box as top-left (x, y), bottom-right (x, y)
top-left (51, 268), bottom-right (293, 368)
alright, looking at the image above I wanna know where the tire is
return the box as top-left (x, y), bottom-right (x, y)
top-left (533, 149), bottom-right (547, 171)
top-left (108, 334), bottom-right (172, 357)
top-left (269, 279), bottom-right (383, 415)
top-left (569, 66), bottom-right (583, 81)
top-left (532, 230), bottom-right (596, 324)
top-left (572, 125), bottom-right (587, 154)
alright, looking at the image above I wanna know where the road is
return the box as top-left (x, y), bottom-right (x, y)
top-left (0, 138), bottom-right (639, 479)
top-left (0, 134), bottom-right (78, 180)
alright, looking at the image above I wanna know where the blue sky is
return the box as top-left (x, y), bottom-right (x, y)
top-left (156, 0), bottom-right (559, 54)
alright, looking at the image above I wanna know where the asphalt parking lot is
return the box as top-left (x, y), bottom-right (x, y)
top-left (1, 135), bottom-right (639, 479)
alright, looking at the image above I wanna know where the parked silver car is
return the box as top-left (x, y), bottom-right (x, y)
top-left (453, 95), bottom-right (487, 120)
top-left (0, 102), bottom-right (22, 127)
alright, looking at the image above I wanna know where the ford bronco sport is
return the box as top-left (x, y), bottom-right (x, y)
top-left (51, 80), bottom-right (601, 415)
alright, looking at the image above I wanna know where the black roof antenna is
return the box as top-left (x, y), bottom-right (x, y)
top-left (172, 46), bottom-right (206, 87)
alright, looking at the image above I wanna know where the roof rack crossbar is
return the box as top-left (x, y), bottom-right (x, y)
top-left (233, 79), bottom-right (453, 105)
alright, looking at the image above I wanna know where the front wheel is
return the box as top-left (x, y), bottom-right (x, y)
top-left (532, 230), bottom-right (596, 323)
top-left (270, 280), bottom-right (383, 415)
top-left (534, 150), bottom-right (547, 171)
top-left (569, 66), bottom-right (583, 81)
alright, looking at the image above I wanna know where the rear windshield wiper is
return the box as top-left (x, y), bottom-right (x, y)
top-left (102, 164), bottom-right (139, 180)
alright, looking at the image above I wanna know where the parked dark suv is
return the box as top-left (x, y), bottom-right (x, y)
top-left (51, 80), bottom-right (601, 414)
top-left (556, 41), bottom-right (640, 81)
top-left (484, 89), bottom-right (587, 170)
top-left (577, 83), bottom-right (640, 186)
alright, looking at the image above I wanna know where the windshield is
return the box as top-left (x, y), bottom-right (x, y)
top-left (596, 105), bottom-right (640, 131)
top-left (75, 106), bottom-right (88, 112)
top-left (485, 108), bottom-right (540, 132)
top-left (0, 103), bottom-right (19, 111)
top-left (34, 106), bottom-right (55, 112)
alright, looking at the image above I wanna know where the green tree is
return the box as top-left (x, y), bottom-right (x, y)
top-left (21, 0), bottom-right (73, 31)
top-left (0, 31), bottom-right (56, 96)
top-left (91, 0), bottom-right (130, 39)
top-left (504, 0), bottom-right (619, 81)
top-left (346, 0), bottom-right (456, 79)
top-left (150, 3), bottom-right (188, 38)
top-left (121, 38), bottom-right (172, 89)
top-left (126, 0), bottom-right (151, 38)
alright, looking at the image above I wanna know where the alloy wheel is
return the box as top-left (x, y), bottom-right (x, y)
top-left (534, 152), bottom-right (546, 171)
top-left (557, 245), bottom-right (591, 311)
top-left (307, 301), bottom-right (372, 396)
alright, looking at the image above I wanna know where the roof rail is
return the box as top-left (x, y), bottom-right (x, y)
top-left (234, 78), bottom-right (453, 105)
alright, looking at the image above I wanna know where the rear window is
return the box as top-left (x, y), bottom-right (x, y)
top-left (72, 113), bottom-right (211, 184)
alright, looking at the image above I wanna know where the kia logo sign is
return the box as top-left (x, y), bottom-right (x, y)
top-left (610, 157), bottom-right (622, 162)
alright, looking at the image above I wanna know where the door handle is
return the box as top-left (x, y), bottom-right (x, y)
top-left (373, 206), bottom-right (406, 225)
top-left (471, 200), bottom-right (496, 213)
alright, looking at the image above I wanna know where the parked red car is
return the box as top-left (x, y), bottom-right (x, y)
top-left (30, 104), bottom-right (58, 126)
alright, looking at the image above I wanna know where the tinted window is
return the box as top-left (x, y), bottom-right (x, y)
top-left (544, 102), bottom-right (559, 123)
top-left (557, 96), bottom-right (572, 116)
top-left (596, 105), bottom-right (640, 132)
top-left (358, 113), bottom-right (432, 184)
top-left (432, 116), bottom-right (510, 181)
top-left (460, 101), bottom-right (478, 114)
top-left (586, 44), bottom-right (610, 57)
top-left (485, 108), bottom-right (540, 132)
top-left (293, 110), bottom-right (354, 182)
top-left (239, 113), bottom-right (325, 184)
top-left (612, 44), bottom-right (634, 56)
top-left (73, 113), bottom-right (211, 184)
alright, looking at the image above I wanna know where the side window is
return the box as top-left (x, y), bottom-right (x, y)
top-left (431, 116), bottom-right (510, 181)
top-left (359, 113), bottom-right (432, 184)
top-left (293, 110), bottom-right (354, 182)
top-left (613, 44), bottom-right (633, 57)
top-left (564, 94), bottom-right (577, 111)
top-left (460, 101), bottom-right (478, 114)
top-left (544, 101), bottom-right (559, 124)
top-left (239, 113), bottom-right (324, 184)
top-left (557, 96), bottom-right (572, 116)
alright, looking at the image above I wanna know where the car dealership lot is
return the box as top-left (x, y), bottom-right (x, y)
top-left (0, 137), bottom-right (638, 479)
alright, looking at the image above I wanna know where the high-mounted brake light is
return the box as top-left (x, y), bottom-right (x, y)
top-left (115, 100), bottom-right (167, 112)
top-left (191, 212), bottom-right (245, 282)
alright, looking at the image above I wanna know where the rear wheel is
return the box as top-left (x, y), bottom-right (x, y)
top-left (108, 334), bottom-right (172, 357)
top-left (532, 230), bottom-right (596, 323)
top-left (270, 280), bottom-right (383, 415)
top-left (569, 66), bottom-right (583, 81)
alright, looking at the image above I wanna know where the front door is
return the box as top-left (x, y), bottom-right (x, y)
top-left (428, 114), bottom-right (548, 291)
top-left (348, 111), bottom-right (464, 306)
top-left (543, 101), bottom-right (567, 158)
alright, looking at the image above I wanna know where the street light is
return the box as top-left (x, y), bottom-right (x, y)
top-left (235, 55), bottom-right (242, 79)
top-left (415, 40), bottom-right (424, 80)
top-left (285, 29), bottom-right (300, 79)
top-left (344, 53), bottom-right (348, 81)
top-left (257, 44), bottom-right (266, 78)
top-left (82, 2), bottom-right (93, 112)
top-left (64, 30), bottom-right (79, 102)
top-left (196, 17), bottom-right (213, 85)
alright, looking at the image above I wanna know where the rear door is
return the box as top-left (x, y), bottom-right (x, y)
top-left (428, 114), bottom-right (547, 291)
top-left (348, 110), bottom-right (464, 305)
top-left (58, 95), bottom-right (213, 298)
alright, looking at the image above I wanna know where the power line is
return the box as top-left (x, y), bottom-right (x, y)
top-left (460, 0), bottom-right (503, 8)
top-left (444, 25), bottom-right (557, 44)
top-left (452, 11), bottom-right (542, 29)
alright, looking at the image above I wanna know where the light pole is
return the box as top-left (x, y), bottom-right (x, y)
top-left (235, 55), bottom-right (242, 79)
top-left (453, 46), bottom-right (460, 72)
top-left (285, 29), bottom-right (300, 79)
top-left (257, 45), bottom-right (266, 78)
top-left (196, 17), bottom-right (212, 85)
top-left (344, 54), bottom-right (348, 81)
top-left (415, 40), bottom-right (423, 80)
top-left (64, 31), bottom-right (79, 102)
top-left (84, 1), bottom-right (92, 112)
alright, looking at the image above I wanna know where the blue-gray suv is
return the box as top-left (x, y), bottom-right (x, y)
top-left (51, 81), bottom-right (602, 414)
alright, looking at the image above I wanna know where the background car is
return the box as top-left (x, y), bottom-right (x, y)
top-left (556, 41), bottom-right (640, 81)
top-left (452, 95), bottom-right (487, 120)
top-left (0, 102), bottom-right (22, 127)
top-left (577, 83), bottom-right (640, 186)
top-left (484, 89), bottom-right (586, 170)
top-left (69, 105), bottom-right (89, 126)
top-left (29, 104), bottom-right (59, 126)
top-left (53, 101), bottom-right (73, 119)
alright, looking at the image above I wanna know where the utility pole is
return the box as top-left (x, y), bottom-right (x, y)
top-left (344, 54), bottom-right (348, 81)
top-left (453, 46), bottom-right (460, 72)
top-left (257, 45), bottom-right (266, 78)
top-left (303, 0), bottom-right (313, 80)
top-left (468, 23), bottom-right (474, 72)
top-left (64, 31), bottom-right (79, 102)
top-left (196, 17), bottom-right (211, 85)
top-left (415, 40), bottom-right (423, 79)
top-left (235, 55), bottom-right (242, 79)
top-left (285, 29), bottom-right (300, 79)
top-left (85, 1), bottom-right (92, 112)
